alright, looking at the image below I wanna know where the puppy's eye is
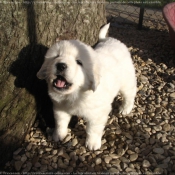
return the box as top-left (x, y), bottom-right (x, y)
top-left (76, 60), bottom-right (83, 66)
top-left (54, 55), bottom-right (59, 59)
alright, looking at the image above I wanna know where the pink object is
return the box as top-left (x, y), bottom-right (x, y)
top-left (56, 79), bottom-right (66, 88)
top-left (163, 2), bottom-right (175, 50)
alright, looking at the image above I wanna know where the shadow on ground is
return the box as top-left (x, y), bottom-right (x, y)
top-left (108, 20), bottom-right (175, 68)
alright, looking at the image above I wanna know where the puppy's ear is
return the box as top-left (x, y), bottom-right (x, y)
top-left (37, 60), bottom-right (48, 79)
top-left (37, 43), bottom-right (60, 80)
top-left (80, 47), bottom-right (101, 92)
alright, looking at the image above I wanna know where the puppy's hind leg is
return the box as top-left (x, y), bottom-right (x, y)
top-left (119, 85), bottom-right (136, 115)
top-left (52, 109), bottom-right (71, 142)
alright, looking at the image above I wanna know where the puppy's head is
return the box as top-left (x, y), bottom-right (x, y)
top-left (37, 40), bottom-right (100, 94)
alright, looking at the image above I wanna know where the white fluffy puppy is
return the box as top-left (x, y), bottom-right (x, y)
top-left (37, 24), bottom-right (137, 150)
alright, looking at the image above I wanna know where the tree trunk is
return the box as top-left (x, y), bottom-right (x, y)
top-left (0, 0), bottom-right (106, 167)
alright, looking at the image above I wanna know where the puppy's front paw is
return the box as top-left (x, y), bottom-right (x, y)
top-left (119, 104), bottom-right (133, 115)
top-left (52, 128), bottom-right (68, 142)
top-left (86, 135), bottom-right (101, 151)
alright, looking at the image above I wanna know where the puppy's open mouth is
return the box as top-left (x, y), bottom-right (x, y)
top-left (53, 75), bottom-right (72, 90)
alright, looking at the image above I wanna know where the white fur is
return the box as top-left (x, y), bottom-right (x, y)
top-left (37, 24), bottom-right (137, 150)
top-left (99, 23), bottom-right (110, 40)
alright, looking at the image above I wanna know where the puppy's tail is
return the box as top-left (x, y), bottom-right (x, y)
top-left (99, 23), bottom-right (110, 41)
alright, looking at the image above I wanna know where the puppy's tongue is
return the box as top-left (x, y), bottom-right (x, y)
top-left (56, 79), bottom-right (66, 88)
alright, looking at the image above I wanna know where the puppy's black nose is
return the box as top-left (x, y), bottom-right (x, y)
top-left (56, 63), bottom-right (67, 72)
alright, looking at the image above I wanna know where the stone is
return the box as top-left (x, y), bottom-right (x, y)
top-left (79, 155), bottom-right (85, 162)
top-left (77, 146), bottom-right (86, 155)
top-left (30, 131), bottom-right (34, 137)
top-left (95, 150), bottom-right (103, 155)
top-left (69, 152), bottom-right (77, 160)
top-left (104, 156), bottom-right (112, 164)
top-left (62, 152), bottom-right (70, 160)
top-left (162, 123), bottom-right (171, 131)
top-left (110, 159), bottom-right (121, 169)
top-left (126, 167), bottom-right (136, 172)
top-left (149, 138), bottom-right (156, 145)
top-left (25, 152), bottom-right (31, 158)
top-left (141, 146), bottom-right (153, 156)
top-left (130, 153), bottom-right (138, 162)
top-left (127, 150), bottom-right (135, 155)
top-left (161, 135), bottom-right (168, 142)
top-left (31, 138), bottom-right (40, 143)
top-left (45, 148), bottom-right (52, 152)
top-left (142, 160), bottom-right (151, 168)
top-left (143, 134), bottom-right (150, 139)
top-left (101, 145), bottom-right (107, 150)
top-left (87, 166), bottom-right (94, 172)
top-left (153, 125), bottom-right (162, 131)
top-left (32, 155), bottom-right (39, 165)
top-left (39, 149), bottom-right (44, 155)
top-left (156, 133), bottom-right (162, 140)
top-left (120, 157), bottom-right (130, 163)
top-left (13, 155), bottom-right (21, 161)
top-left (155, 107), bottom-right (162, 114)
top-left (129, 163), bottom-right (135, 169)
top-left (140, 75), bottom-right (148, 83)
top-left (40, 165), bottom-right (47, 172)
top-left (21, 155), bottom-right (27, 162)
top-left (153, 148), bottom-right (164, 154)
top-left (41, 159), bottom-right (49, 165)
top-left (136, 119), bottom-right (141, 123)
top-left (109, 153), bottom-right (120, 159)
top-left (22, 162), bottom-right (32, 172)
top-left (94, 165), bottom-right (102, 171)
top-left (109, 168), bottom-right (119, 173)
top-left (170, 92), bottom-right (175, 98)
top-left (62, 134), bottom-right (72, 143)
top-left (57, 159), bottom-right (67, 169)
top-left (116, 129), bottom-right (122, 134)
top-left (124, 132), bottom-right (133, 140)
top-left (72, 138), bottom-right (78, 146)
top-left (117, 148), bottom-right (126, 157)
top-left (144, 127), bottom-right (151, 132)
top-left (14, 161), bottom-right (23, 171)
top-left (109, 140), bottom-right (115, 146)
top-left (148, 156), bottom-right (157, 164)
top-left (57, 148), bottom-right (64, 156)
top-left (101, 139), bottom-right (107, 144)
top-left (154, 168), bottom-right (164, 174)
top-left (13, 148), bottom-right (23, 155)
top-left (155, 154), bottom-right (166, 160)
top-left (107, 133), bottom-right (117, 141)
top-left (69, 160), bottom-right (76, 168)
top-left (121, 162), bottom-right (128, 169)
top-left (95, 158), bottom-right (102, 165)
top-left (67, 167), bottom-right (74, 172)
top-left (25, 134), bottom-right (30, 141)
top-left (51, 162), bottom-right (57, 169)
top-left (35, 162), bottom-right (41, 168)
top-left (51, 149), bottom-right (57, 155)
top-left (163, 157), bottom-right (170, 163)
top-left (158, 163), bottom-right (168, 169)
top-left (33, 133), bottom-right (39, 138)
top-left (26, 143), bottom-right (32, 151)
